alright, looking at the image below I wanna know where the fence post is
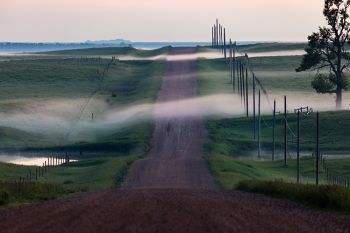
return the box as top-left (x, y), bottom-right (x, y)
top-left (258, 90), bottom-right (261, 159)
top-left (316, 112), bottom-right (320, 186)
top-left (284, 96), bottom-right (287, 167)
top-left (272, 99), bottom-right (276, 161)
top-left (297, 111), bottom-right (300, 183)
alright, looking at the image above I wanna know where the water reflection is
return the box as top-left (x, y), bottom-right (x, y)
top-left (0, 154), bottom-right (76, 166)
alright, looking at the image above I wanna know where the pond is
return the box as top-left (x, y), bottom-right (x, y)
top-left (0, 154), bottom-right (76, 166)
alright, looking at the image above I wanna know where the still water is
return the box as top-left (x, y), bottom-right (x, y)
top-left (0, 154), bottom-right (76, 166)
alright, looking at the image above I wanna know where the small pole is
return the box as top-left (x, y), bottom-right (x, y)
top-left (238, 61), bottom-right (241, 95)
top-left (284, 95), bottom-right (287, 167)
top-left (242, 64), bottom-right (245, 107)
top-left (233, 42), bottom-right (236, 92)
top-left (229, 39), bottom-right (233, 84)
top-left (316, 112), bottom-right (320, 186)
top-left (224, 28), bottom-right (227, 63)
top-left (272, 99), bottom-right (276, 161)
top-left (253, 75), bottom-right (256, 140)
top-left (297, 111), bottom-right (300, 183)
top-left (246, 68), bottom-right (249, 117)
top-left (258, 90), bottom-right (261, 159)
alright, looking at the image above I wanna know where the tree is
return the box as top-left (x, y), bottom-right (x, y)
top-left (296, 0), bottom-right (350, 109)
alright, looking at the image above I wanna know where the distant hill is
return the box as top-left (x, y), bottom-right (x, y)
top-left (85, 39), bottom-right (131, 45)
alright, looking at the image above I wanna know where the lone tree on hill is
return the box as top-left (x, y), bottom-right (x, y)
top-left (297, 0), bottom-right (350, 109)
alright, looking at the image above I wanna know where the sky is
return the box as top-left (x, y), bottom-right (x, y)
top-left (0, 0), bottom-right (325, 42)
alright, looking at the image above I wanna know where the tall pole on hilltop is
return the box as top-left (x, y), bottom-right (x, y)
top-left (212, 26), bottom-right (214, 47)
top-left (316, 112), bottom-right (320, 186)
top-left (238, 61), bottom-right (241, 95)
top-left (272, 99), bottom-right (276, 161)
top-left (297, 110), bottom-right (300, 183)
top-left (224, 28), bottom-right (227, 64)
top-left (246, 68), bottom-right (249, 117)
top-left (284, 95), bottom-right (287, 167)
top-left (229, 40), bottom-right (233, 84)
top-left (242, 64), bottom-right (246, 109)
top-left (258, 90), bottom-right (261, 159)
top-left (253, 75), bottom-right (256, 140)
top-left (216, 25), bottom-right (218, 47)
top-left (233, 42), bottom-right (236, 92)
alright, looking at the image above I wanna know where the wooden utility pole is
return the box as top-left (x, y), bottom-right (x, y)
top-left (224, 28), bottom-right (227, 63)
top-left (284, 95), bottom-right (287, 166)
top-left (229, 40), bottom-right (233, 84)
top-left (238, 61), bottom-right (241, 95)
top-left (240, 63), bottom-right (243, 104)
top-left (242, 64), bottom-right (246, 108)
top-left (258, 90), bottom-right (261, 159)
top-left (233, 42), bottom-right (236, 92)
top-left (272, 99), bottom-right (276, 161)
top-left (297, 110), bottom-right (300, 183)
top-left (316, 112), bottom-right (320, 186)
top-left (253, 75), bottom-right (256, 140)
top-left (216, 19), bottom-right (219, 47)
top-left (246, 68), bottom-right (249, 117)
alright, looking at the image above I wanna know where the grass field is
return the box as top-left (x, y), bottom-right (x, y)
top-left (42, 46), bottom-right (171, 57)
top-left (0, 47), bottom-right (167, 206)
top-left (198, 50), bottom-right (350, 192)
top-left (198, 56), bottom-right (315, 95)
top-left (0, 56), bottom-right (164, 150)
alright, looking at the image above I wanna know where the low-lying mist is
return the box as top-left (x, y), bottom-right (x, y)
top-left (0, 90), bottom-right (346, 146)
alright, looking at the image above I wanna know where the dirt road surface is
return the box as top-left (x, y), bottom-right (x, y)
top-left (123, 47), bottom-right (215, 189)
top-left (0, 48), bottom-right (349, 233)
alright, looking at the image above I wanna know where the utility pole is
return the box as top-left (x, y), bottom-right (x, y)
top-left (253, 75), bottom-right (256, 140)
top-left (238, 61), bottom-right (241, 96)
top-left (316, 112), bottom-right (320, 186)
top-left (233, 42), bottom-right (236, 92)
top-left (297, 110), bottom-right (300, 183)
top-left (242, 64), bottom-right (246, 109)
top-left (229, 39), bottom-right (233, 84)
top-left (272, 99), bottom-right (276, 161)
top-left (224, 28), bottom-right (227, 63)
top-left (216, 19), bottom-right (219, 47)
top-left (258, 90), bottom-right (261, 159)
top-left (246, 68), bottom-right (249, 117)
top-left (284, 95), bottom-right (287, 167)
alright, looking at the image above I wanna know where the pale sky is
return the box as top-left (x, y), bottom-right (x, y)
top-left (0, 0), bottom-right (325, 42)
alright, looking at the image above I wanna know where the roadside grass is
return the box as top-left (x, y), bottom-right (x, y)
top-left (0, 153), bottom-right (140, 207)
top-left (205, 155), bottom-right (335, 189)
top-left (236, 180), bottom-right (350, 213)
top-left (205, 111), bottom-right (350, 157)
top-left (0, 155), bottom-right (139, 190)
top-left (0, 182), bottom-right (72, 207)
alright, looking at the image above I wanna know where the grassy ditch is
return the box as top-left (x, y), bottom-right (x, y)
top-left (237, 180), bottom-right (350, 213)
